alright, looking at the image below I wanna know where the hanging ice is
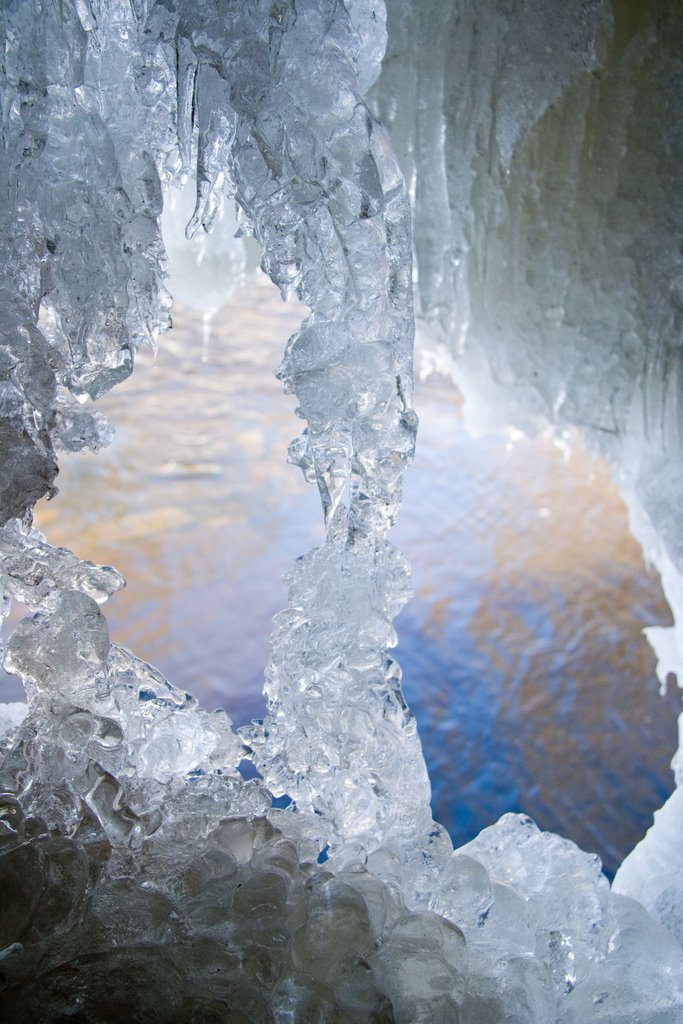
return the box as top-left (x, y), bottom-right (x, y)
top-left (0, 1), bottom-right (682, 1021)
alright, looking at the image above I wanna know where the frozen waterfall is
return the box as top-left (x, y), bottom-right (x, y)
top-left (0, 1), bottom-right (681, 1022)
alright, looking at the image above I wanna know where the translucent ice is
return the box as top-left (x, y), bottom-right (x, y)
top-left (1, 1), bottom-right (682, 1021)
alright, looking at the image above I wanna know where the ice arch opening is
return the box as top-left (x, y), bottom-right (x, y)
top-left (0, 2), bottom-right (681, 1023)
top-left (17, 265), bottom-right (677, 880)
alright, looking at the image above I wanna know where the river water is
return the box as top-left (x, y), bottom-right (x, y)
top-left (3, 279), bottom-right (679, 878)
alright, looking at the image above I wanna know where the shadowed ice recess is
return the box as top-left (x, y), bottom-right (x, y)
top-left (1, 1), bottom-right (682, 1021)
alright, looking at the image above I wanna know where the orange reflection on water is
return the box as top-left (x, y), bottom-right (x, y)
top-left (32, 281), bottom-right (319, 715)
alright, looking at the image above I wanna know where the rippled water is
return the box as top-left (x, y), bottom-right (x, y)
top-left (4, 279), bottom-right (678, 878)
top-left (393, 375), bottom-right (679, 878)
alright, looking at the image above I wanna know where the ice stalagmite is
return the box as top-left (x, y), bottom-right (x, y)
top-left (0, 2), bottom-right (682, 1021)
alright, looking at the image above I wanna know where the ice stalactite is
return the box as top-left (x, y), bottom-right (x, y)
top-left (1, 2), bottom-right (683, 1021)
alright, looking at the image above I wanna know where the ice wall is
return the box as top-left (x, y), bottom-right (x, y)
top-left (1, 1), bottom-right (682, 1021)
top-left (370, 0), bottom-right (683, 940)
top-left (373, 0), bottom-right (683, 668)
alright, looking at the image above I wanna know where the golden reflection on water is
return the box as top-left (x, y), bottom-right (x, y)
top-left (6, 278), bottom-right (677, 875)
top-left (32, 279), bottom-right (321, 713)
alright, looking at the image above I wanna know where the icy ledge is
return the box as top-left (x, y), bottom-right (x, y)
top-left (0, 2), bottom-right (681, 1021)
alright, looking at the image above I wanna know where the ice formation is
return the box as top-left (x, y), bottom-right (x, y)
top-left (0, 2), bottom-right (681, 1023)
top-left (369, 0), bottom-right (683, 946)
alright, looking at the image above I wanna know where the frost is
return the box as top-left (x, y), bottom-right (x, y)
top-left (0, 702), bottom-right (27, 744)
top-left (1, 1), bottom-right (682, 1021)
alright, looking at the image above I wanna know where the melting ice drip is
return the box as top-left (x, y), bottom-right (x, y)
top-left (0, 2), bottom-right (681, 1021)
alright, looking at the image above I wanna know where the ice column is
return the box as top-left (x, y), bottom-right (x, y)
top-left (189, 0), bottom-right (434, 852)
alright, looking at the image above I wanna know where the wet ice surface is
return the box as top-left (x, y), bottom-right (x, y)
top-left (7, 282), bottom-right (676, 879)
